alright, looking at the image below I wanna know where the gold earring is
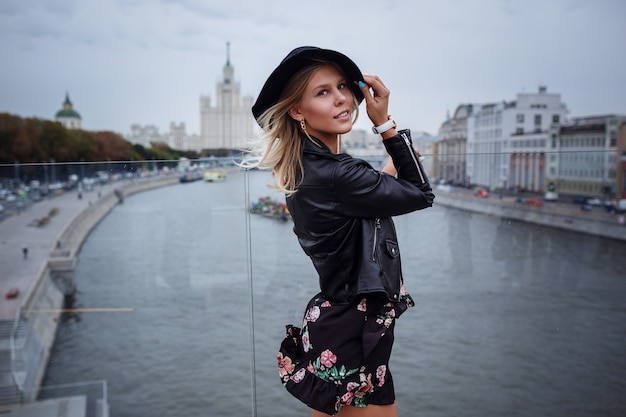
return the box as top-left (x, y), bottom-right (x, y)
top-left (300, 120), bottom-right (306, 131)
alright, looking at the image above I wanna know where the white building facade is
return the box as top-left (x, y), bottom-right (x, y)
top-left (547, 115), bottom-right (625, 199)
top-left (466, 86), bottom-right (569, 191)
top-left (127, 44), bottom-right (254, 153)
top-left (127, 124), bottom-right (165, 148)
top-left (200, 44), bottom-right (254, 151)
top-left (439, 104), bottom-right (477, 185)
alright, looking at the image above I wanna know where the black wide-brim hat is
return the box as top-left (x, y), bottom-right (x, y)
top-left (251, 46), bottom-right (365, 125)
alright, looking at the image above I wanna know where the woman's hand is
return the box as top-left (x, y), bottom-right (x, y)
top-left (358, 75), bottom-right (397, 139)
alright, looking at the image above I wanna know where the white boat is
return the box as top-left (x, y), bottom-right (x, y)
top-left (203, 171), bottom-right (226, 182)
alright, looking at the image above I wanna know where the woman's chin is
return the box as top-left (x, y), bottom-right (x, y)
top-left (338, 121), bottom-right (353, 134)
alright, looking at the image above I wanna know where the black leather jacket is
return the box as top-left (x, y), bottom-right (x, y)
top-left (286, 129), bottom-right (435, 304)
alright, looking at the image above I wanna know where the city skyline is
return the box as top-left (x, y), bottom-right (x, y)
top-left (1, 0), bottom-right (625, 136)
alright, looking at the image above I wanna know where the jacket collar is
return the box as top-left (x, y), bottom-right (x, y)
top-left (301, 134), bottom-right (335, 155)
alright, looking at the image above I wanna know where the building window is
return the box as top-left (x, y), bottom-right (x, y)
top-left (534, 114), bottom-right (542, 125)
top-left (552, 114), bottom-right (560, 123)
top-left (516, 127), bottom-right (524, 135)
top-left (516, 114), bottom-right (524, 123)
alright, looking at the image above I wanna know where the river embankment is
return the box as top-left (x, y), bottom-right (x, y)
top-left (434, 190), bottom-right (626, 242)
top-left (0, 174), bottom-right (179, 405)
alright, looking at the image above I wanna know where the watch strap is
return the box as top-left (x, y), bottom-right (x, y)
top-left (372, 116), bottom-right (396, 134)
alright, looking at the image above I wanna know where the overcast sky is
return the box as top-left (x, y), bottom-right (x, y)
top-left (1, 0), bottom-right (624, 137)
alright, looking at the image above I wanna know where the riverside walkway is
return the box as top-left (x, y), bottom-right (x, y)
top-left (0, 185), bottom-right (117, 321)
top-left (0, 175), bottom-right (179, 415)
top-left (434, 187), bottom-right (626, 241)
top-left (0, 183), bottom-right (119, 416)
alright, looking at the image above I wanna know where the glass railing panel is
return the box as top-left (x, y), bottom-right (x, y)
top-left (3, 148), bottom-right (624, 416)
top-left (248, 149), bottom-right (626, 417)
top-left (246, 168), bottom-right (313, 416)
top-left (1, 159), bottom-right (256, 416)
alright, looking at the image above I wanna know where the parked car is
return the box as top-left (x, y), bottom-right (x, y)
top-left (587, 198), bottom-right (602, 206)
top-left (544, 191), bottom-right (558, 201)
top-left (527, 198), bottom-right (543, 207)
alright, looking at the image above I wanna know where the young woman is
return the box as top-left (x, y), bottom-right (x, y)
top-left (250, 46), bottom-right (435, 416)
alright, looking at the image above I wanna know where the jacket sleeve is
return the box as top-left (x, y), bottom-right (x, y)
top-left (333, 129), bottom-right (435, 218)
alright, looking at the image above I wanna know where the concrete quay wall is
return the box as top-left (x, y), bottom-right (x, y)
top-left (16, 267), bottom-right (65, 402)
top-left (17, 175), bottom-right (179, 402)
top-left (47, 175), bottom-right (180, 284)
top-left (434, 191), bottom-right (626, 242)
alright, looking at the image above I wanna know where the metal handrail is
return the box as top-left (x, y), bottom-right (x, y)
top-left (37, 379), bottom-right (109, 417)
top-left (9, 306), bottom-right (25, 398)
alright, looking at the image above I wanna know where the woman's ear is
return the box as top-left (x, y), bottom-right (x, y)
top-left (288, 107), bottom-right (302, 121)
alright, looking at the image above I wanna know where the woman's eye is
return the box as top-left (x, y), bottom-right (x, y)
top-left (316, 89), bottom-right (328, 96)
top-left (338, 83), bottom-right (346, 90)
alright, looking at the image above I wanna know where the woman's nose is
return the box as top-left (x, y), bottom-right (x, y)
top-left (335, 88), bottom-right (349, 104)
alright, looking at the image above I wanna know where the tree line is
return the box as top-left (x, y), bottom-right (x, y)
top-left (0, 112), bottom-right (199, 164)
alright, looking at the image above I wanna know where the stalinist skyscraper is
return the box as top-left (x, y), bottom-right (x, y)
top-left (200, 42), bottom-right (254, 151)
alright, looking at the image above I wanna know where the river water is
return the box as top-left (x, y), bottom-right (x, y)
top-left (42, 169), bottom-right (626, 417)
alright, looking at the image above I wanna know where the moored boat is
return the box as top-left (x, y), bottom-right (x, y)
top-left (250, 196), bottom-right (291, 221)
top-left (179, 171), bottom-right (203, 183)
top-left (204, 170), bottom-right (227, 182)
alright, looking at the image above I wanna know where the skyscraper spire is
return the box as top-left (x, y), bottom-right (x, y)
top-left (226, 41), bottom-right (230, 66)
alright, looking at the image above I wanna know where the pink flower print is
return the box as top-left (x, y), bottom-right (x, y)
top-left (400, 283), bottom-right (408, 296)
top-left (355, 373), bottom-right (374, 398)
top-left (340, 391), bottom-right (354, 406)
top-left (302, 329), bottom-right (312, 353)
top-left (357, 298), bottom-right (367, 312)
top-left (347, 381), bottom-right (360, 392)
top-left (319, 349), bottom-right (337, 368)
top-left (377, 309), bottom-right (396, 328)
top-left (376, 365), bottom-right (387, 387)
top-left (277, 353), bottom-right (295, 379)
top-left (305, 306), bottom-right (321, 323)
top-left (291, 368), bottom-right (306, 383)
top-left (321, 301), bottom-right (331, 307)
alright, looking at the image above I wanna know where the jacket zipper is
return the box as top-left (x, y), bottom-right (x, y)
top-left (401, 132), bottom-right (426, 183)
top-left (372, 218), bottom-right (381, 261)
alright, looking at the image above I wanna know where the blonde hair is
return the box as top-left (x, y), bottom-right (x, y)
top-left (246, 60), bottom-right (360, 195)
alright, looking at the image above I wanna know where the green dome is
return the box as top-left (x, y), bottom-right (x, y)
top-left (55, 109), bottom-right (81, 119)
top-left (55, 93), bottom-right (81, 119)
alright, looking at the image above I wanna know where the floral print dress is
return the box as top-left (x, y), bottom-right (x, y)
top-left (277, 286), bottom-right (414, 415)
